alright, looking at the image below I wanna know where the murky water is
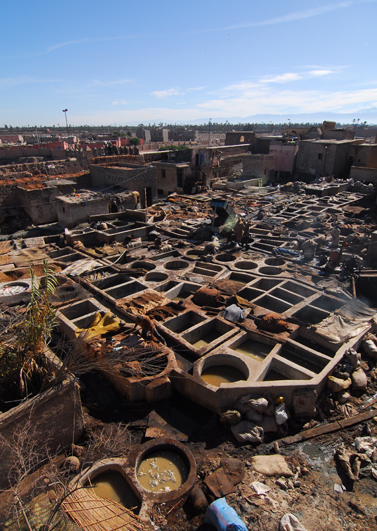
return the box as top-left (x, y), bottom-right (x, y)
top-left (233, 339), bottom-right (271, 361)
top-left (201, 365), bottom-right (246, 386)
top-left (192, 330), bottom-right (222, 348)
top-left (173, 293), bottom-right (189, 301)
top-left (88, 471), bottom-right (140, 511)
top-left (264, 369), bottom-right (289, 381)
top-left (137, 451), bottom-right (187, 493)
top-left (280, 347), bottom-right (325, 374)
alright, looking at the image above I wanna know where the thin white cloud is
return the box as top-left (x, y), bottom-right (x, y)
top-left (186, 86), bottom-right (207, 92)
top-left (47, 39), bottom-right (91, 52)
top-left (260, 68), bottom-right (337, 84)
top-left (92, 79), bottom-right (133, 87)
top-left (151, 86), bottom-right (207, 98)
top-left (0, 76), bottom-right (62, 87)
top-left (261, 73), bottom-right (303, 84)
top-left (212, 69), bottom-right (338, 97)
top-left (46, 34), bottom-right (147, 53)
top-left (196, 86), bottom-right (377, 116)
top-left (190, 0), bottom-right (375, 34)
top-left (112, 100), bottom-right (127, 106)
top-left (63, 87), bottom-right (377, 126)
top-left (151, 88), bottom-right (183, 98)
top-left (308, 69), bottom-right (335, 77)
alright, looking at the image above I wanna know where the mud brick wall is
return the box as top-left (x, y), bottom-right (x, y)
top-left (0, 379), bottom-right (84, 490)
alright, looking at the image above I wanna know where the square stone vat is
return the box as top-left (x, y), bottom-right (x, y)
top-left (182, 319), bottom-right (235, 350)
top-left (164, 311), bottom-right (207, 334)
top-left (164, 282), bottom-right (201, 302)
top-left (105, 280), bottom-right (147, 300)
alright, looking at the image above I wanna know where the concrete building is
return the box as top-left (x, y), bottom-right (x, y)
top-left (0, 134), bottom-right (24, 144)
top-left (350, 143), bottom-right (377, 183)
top-left (269, 142), bottom-right (298, 180)
top-left (168, 128), bottom-right (196, 142)
top-left (90, 163), bottom-right (157, 208)
top-left (17, 179), bottom-right (76, 225)
top-left (322, 129), bottom-right (355, 141)
top-left (152, 161), bottom-right (192, 195)
top-left (55, 190), bottom-right (140, 228)
top-left (295, 139), bottom-right (363, 180)
top-left (225, 131), bottom-right (256, 146)
top-left (137, 127), bottom-right (169, 143)
top-left (56, 192), bottom-right (109, 229)
top-left (191, 144), bottom-right (275, 186)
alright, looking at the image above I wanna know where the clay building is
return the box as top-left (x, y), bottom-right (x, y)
top-left (152, 161), bottom-right (192, 195)
top-left (350, 143), bottom-right (377, 183)
top-left (17, 179), bottom-right (76, 225)
top-left (225, 131), bottom-right (256, 146)
top-left (90, 163), bottom-right (157, 208)
top-left (55, 192), bottom-right (110, 228)
top-left (295, 138), bottom-right (363, 180)
top-left (55, 189), bottom-right (140, 228)
top-left (269, 142), bottom-right (298, 180)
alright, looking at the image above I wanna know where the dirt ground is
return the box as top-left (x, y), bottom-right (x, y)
top-left (74, 362), bottom-right (377, 531)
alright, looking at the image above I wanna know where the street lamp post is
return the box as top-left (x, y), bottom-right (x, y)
top-left (208, 118), bottom-right (212, 146)
top-left (62, 109), bottom-right (69, 145)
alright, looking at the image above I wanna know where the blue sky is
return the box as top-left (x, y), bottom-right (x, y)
top-left (1, 0), bottom-right (377, 126)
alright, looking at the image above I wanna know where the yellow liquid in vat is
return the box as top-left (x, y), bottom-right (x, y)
top-left (192, 330), bottom-right (222, 349)
top-left (88, 472), bottom-right (140, 511)
top-left (233, 339), bottom-right (271, 361)
top-left (137, 451), bottom-right (187, 493)
top-left (201, 366), bottom-right (246, 386)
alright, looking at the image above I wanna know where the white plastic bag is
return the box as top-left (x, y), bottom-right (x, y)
top-left (275, 403), bottom-right (288, 425)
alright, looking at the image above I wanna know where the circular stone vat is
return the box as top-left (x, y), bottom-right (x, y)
top-left (264, 257), bottom-right (285, 267)
top-left (201, 366), bottom-right (246, 386)
top-left (164, 260), bottom-right (189, 271)
top-left (215, 253), bottom-right (236, 263)
top-left (198, 353), bottom-right (249, 387)
top-left (138, 451), bottom-right (187, 493)
top-left (259, 266), bottom-right (281, 275)
top-left (145, 271), bottom-right (169, 283)
top-left (76, 460), bottom-right (142, 514)
top-left (234, 260), bottom-right (258, 271)
top-left (127, 260), bottom-right (156, 271)
top-left (0, 281), bottom-right (30, 296)
top-left (132, 439), bottom-right (196, 503)
top-left (87, 470), bottom-right (141, 512)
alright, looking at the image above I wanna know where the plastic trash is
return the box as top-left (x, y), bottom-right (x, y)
top-left (250, 481), bottom-right (270, 495)
top-left (0, 284), bottom-right (28, 296)
top-left (362, 338), bottom-right (377, 359)
top-left (280, 513), bottom-right (308, 531)
top-left (223, 304), bottom-right (246, 323)
top-left (231, 421), bottom-right (264, 444)
top-left (275, 403), bottom-right (288, 425)
top-left (204, 497), bottom-right (248, 531)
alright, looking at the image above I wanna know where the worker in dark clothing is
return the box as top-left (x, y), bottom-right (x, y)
top-left (133, 315), bottom-right (167, 345)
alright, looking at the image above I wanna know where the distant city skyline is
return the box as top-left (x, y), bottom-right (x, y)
top-left (1, 0), bottom-right (377, 126)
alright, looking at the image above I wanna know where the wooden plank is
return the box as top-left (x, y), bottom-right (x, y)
top-left (279, 408), bottom-right (377, 446)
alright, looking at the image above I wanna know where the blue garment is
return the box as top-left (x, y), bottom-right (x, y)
top-left (204, 498), bottom-right (248, 531)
